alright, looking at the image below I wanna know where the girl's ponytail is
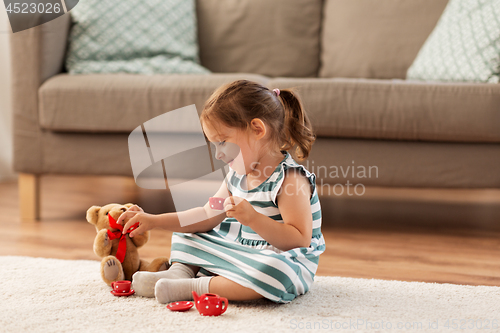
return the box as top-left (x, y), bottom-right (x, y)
top-left (278, 89), bottom-right (316, 160)
top-left (201, 80), bottom-right (315, 160)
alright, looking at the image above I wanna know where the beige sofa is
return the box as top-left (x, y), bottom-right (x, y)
top-left (10, 0), bottom-right (500, 220)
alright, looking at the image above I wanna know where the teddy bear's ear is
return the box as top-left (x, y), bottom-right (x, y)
top-left (124, 203), bottom-right (135, 209)
top-left (86, 206), bottom-right (101, 225)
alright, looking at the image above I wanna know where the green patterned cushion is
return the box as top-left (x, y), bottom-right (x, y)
top-left (65, 0), bottom-right (210, 74)
top-left (407, 0), bottom-right (500, 83)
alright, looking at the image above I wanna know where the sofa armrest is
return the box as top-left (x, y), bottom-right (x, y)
top-left (39, 14), bottom-right (72, 82)
top-left (10, 14), bottom-right (71, 173)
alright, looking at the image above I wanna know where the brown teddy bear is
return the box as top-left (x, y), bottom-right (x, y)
top-left (86, 203), bottom-right (170, 286)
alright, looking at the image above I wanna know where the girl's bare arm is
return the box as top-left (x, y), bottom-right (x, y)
top-left (225, 169), bottom-right (313, 251)
top-left (121, 181), bottom-right (231, 236)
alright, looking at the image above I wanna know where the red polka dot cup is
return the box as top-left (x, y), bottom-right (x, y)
top-left (111, 280), bottom-right (131, 293)
top-left (209, 197), bottom-right (225, 210)
top-left (192, 291), bottom-right (228, 316)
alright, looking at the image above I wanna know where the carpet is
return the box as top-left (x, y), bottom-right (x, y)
top-left (1, 256), bottom-right (499, 333)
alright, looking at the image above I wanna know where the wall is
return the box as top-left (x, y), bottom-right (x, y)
top-left (0, 5), bottom-right (15, 182)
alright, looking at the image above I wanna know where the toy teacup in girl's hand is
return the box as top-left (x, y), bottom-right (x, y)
top-left (209, 197), bottom-right (225, 210)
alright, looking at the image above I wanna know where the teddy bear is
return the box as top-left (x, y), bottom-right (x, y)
top-left (86, 203), bottom-right (170, 286)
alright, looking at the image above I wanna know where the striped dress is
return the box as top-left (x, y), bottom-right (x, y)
top-left (169, 151), bottom-right (325, 303)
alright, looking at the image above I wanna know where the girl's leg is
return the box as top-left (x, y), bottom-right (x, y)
top-left (209, 276), bottom-right (263, 301)
top-left (176, 263), bottom-right (200, 275)
top-left (154, 274), bottom-right (263, 303)
top-left (132, 262), bottom-right (199, 297)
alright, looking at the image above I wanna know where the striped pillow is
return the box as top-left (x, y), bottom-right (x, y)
top-left (66, 0), bottom-right (210, 74)
top-left (407, 0), bottom-right (500, 83)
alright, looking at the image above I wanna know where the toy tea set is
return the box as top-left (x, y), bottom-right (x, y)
top-left (110, 280), bottom-right (228, 316)
top-left (166, 292), bottom-right (228, 316)
top-left (103, 199), bottom-right (229, 316)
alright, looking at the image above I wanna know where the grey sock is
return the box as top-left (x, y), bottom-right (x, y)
top-left (155, 277), bottom-right (212, 304)
top-left (132, 263), bottom-right (196, 297)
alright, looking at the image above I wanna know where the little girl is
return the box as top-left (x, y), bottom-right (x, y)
top-left (118, 80), bottom-right (325, 304)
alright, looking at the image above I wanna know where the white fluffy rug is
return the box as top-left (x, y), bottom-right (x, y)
top-left (1, 256), bottom-right (499, 333)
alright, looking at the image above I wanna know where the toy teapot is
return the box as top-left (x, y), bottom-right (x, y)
top-left (192, 291), bottom-right (228, 316)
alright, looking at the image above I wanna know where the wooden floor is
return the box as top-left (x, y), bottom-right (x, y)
top-left (1, 175), bottom-right (499, 286)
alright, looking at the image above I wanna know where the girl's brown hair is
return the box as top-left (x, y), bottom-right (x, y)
top-left (200, 80), bottom-right (315, 160)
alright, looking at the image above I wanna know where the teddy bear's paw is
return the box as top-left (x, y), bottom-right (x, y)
top-left (101, 256), bottom-right (124, 284)
top-left (147, 257), bottom-right (170, 272)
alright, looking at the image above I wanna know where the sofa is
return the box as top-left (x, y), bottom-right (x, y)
top-left (10, 0), bottom-right (500, 220)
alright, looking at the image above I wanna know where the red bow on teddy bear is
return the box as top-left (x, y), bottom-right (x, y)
top-left (106, 214), bottom-right (140, 263)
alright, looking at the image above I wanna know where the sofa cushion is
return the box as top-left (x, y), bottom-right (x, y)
top-left (65, 0), bottom-right (209, 74)
top-left (319, 0), bottom-right (449, 79)
top-left (196, 0), bottom-right (322, 78)
top-left (407, 0), bottom-right (500, 83)
top-left (268, 78), bottom-right (500, 143)
top-left (32, 132), bottom-right (500, 188)
top-left (308, 138), bottom-right (500, 188)
top-left (39, 73), bottom-right (269, 132)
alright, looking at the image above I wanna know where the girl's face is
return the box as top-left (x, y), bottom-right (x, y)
top-left (202, 120), bottom-right (258, 176)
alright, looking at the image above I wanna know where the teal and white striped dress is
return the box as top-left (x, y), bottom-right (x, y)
top-left (169, 151), bottom-right (325, 303)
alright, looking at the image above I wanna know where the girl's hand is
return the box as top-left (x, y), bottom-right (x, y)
top-left (118, 205), bottom-right (155, 238)
top-left (223, 196), bottom-right (256, 226)
top-left (116, 204), bottom-right (143, 225)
